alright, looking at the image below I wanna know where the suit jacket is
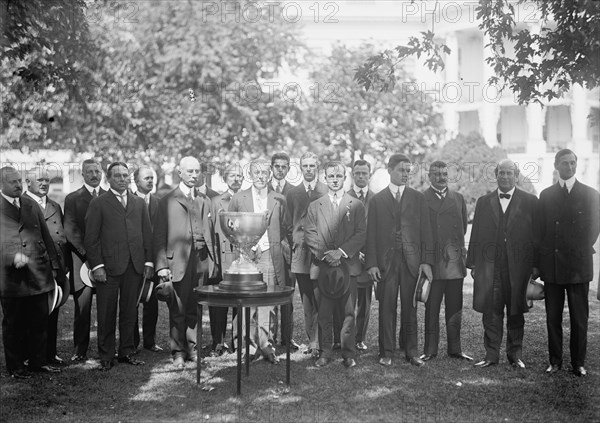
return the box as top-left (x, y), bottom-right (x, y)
top-left (423, 187), bottom-right (467, 280)
top-left (228, 188), bottom-right (289, 285)
top-left (466, 188), bottom-right (538, 315)
top-left (84, 191), bottom-right (153, 276)
top-left (269, 180), bottom-right (296, 197)
top-left (537, 181), bottom-right (600, 284)
top-left (211, 191), bottom-right (236, 272)
top-left (286, 181), bottom-right (328, 273)
top-left (153, 187), bottom-right (217, 282)
top-left (0, 195), bottom-right (61, 297)
top-left (347, 188), bottom-right (374, 286)
top-left (305, 192), bottom-right (367, 277)
top-left (64, 185), bottom-right (106, 291)
top-left (365, 186), bottom-right (434, 279)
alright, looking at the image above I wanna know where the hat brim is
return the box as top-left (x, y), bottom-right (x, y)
top-left (48, 281), bottom-right (61, 314)
top-left (79, 262), bottom-right (95, 288)
top-left (137, 278), bottom-right (155, 306)
top-left (317, 261), bottom-right (350, 299)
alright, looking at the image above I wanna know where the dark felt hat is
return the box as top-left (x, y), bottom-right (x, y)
top-left (155, 281), bottom-right (174, 302)
top-left (137, 277), bottom-right (155, 306)
top-left (317, 260), bottom-right (350, 299)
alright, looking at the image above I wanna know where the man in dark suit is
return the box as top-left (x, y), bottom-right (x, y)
top-left (84, 162), bottom-right (154, 371)
top-left (346, 159), bottom-right (374, 352)
top-left (536, 149), bottom-right (600, 377)
top-left (229, 159), bottom-right (290, 364)
top-left (132, 165), bottom-right (162, 353)
top-left (24, 166), bottom-right (71, 365)
top-left (154, 156), bottom-right (218, 369)
top-left (64, 158), bottom-right (106, 362)
top-left (467, 159), bottom-right (538, 369)
top-left (420, 161), bottom-right (472, 362)
top-left (1, 166), bottom-right (65, 378)
top-left (286, 152), bottom-right (328, 356)
top-left (305, 161), bottom-right (366, 368)
top-left (366, 153), bottom-right (434, 367)
top-left (209, 163), bottom-right (243, 354)
top-left (270, 152), bottom-right (300, 350)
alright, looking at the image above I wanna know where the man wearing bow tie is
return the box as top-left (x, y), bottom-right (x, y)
top-left (270, 152), bottom-right (300, 351)
top-left (420, 161), bottom-right (472, 363)
top-left (24, 167), bottom-right (71, 366)
top-left (84, 162), bottom-right (154, 371)
top-left (536, 149), bottom-right (599, 377)
top-left (1, 166), bottom-right (65, 378)
top-left (64, 158), bottom-right (106, 362)
top-left (366, 154), bottom-right (434, 367)
top-left (132, 166), bottom-right (163, 354)
top-left (228, 159), bottom-right (290, 364)
top-left (154, 157), bottom-right (218, 369)
top-left (209, 163), bottom-right (243, 354)
top-left (286, 152), bottom-right (328, 356)
top-left (467, 159), bottom-right (538, 369)
top-left (346, 160), bottom-right (374, 352)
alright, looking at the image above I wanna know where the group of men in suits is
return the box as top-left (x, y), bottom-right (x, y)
top-left (1, 147), bottom-right (598, 378)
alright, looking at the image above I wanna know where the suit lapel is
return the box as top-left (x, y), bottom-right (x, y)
top-left (489, 190), bottom-right (500, 226)
top-left (242, 190), bottom-right (254, 212)
top-left (106, 190), bottom-right (126, 214)
top-left (1, 196), bottom-right (20, 222)
top-left (44, 200), bottom-right (58, 220)
top-left (317, 196), bottom-right (335, 242)
top-left (174, 188), bottom-right (189, 211)
top-left (439, 191), bottom-right (455, 213)
top-left (505, 189), bottom-right (521, 231)
top-left (400, 187), bottom-right (410, 215)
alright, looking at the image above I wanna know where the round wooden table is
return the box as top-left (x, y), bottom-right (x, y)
top-left (194, 285), bottom-right (294, 395)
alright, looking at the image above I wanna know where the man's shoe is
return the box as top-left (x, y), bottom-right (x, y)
top-left (510, 359), bottom-right (526, 369)
top-left (48, 355), bottom-right (64, 365)
top-left (343, 358), bottom-right (356, 368)
top-left (265, 353), bottom-right (280, 365)
top-left (545, 364), bottom-right (561, 374)
top-left (117, 355), bottom-right (145, 365)
top-left (419, 354), bottom-right (436, 362)
top-left (315, 357), bottom-right (331, 367)
top-left (144, 344), bottom-right (163, 353)
top-left (10, 369), bottom-right (32, 379)
top-left (572, 366), bottom-right (587, 377)
top-left (282, 339), bottom-right (300, 350)
top-left (408, 357), bottom-right (425, 367)
top-left (29, 365), bottom-right (61, 373)
top-left (70, 354), bottom-right (87, 362)
top-left (333, 342), bottom-right (341, 350)
top-left (449, 352), bottom-right (473, 361)
top-left (98, 360), bottom-right (114, 371)
top-left (356, 342), bottom-right (367, 351)
top-left (378, 357), bottom-right (392, 367)
top-left (474, 360), bottom-right (496, 368)
top-left (173, 356), bottom-right (185, 370)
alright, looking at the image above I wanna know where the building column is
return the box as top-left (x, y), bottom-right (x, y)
top-left (570, 84), bottom-right (592, 154)
top-left (480, 32), bottom-right (499, 148)
top-left (526, 103), bottom-right (546, 155)
top-left (442, 32), bottom-right (459, 142)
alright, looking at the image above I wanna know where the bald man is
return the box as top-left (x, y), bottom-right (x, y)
top-left (467, 159), bottom-right (538, 369)
top-left (154, 157), bottom-right (218, 369)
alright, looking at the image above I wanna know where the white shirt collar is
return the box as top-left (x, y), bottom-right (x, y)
top-left (559, 176), bottom-right (576, 192)
top-left (1, 192), bottom-right (19, 205)
top-left (110, 188), bottom-right (127, 197)
top-left (25, 191), bottom-right (46, 207)
top-left (252, 185), bottom-right (268, 199)
top-left (84, 183), bottom-right (99, 195)
top-left (498, 186), bottom-right (516, 198)
top-left (179, 182), bottom-right (194, 197)
top-left (303, 180), bottom-right (315, 191)
top-left (272, 179), bottom-right (283, 191)
top-left (388, 183), bottom-right (405, 196)
top-left (328, 190), bottom-right (342, 202)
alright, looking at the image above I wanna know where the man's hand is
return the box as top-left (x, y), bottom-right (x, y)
top-left (13, 252), bottom-right (29, 269)
top-left (157, 269), bottom-right (172, 282)
top-left (419, 263), bottom-right (433, 281)
top-left (143, 265), bottom-right (154, 280)
top-left (367, 266), bottom-right (381, 283)
top-left (323, 249), bottom-right (343, 265)
top-left (531, 267), bottom-right (540, 280)
top-left (93, 267), bottom-right (107, 283)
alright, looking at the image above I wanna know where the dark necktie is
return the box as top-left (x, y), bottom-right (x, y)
top-left (395, 188), bottom-right (402, 203)
top-left (562, 184), bottom-right (569, 197)
top-left (92, 189), bottom-right (97, 198)
top-left (307, 185), bottom-right (312, 199)
top-left (12, 198), bottom-right (20, 209)
top-left (332, 193), bottom-right (339, 209)
top-left (499, 193), bottom-right (511, 199)
top-left (433, 188), bottom-right (446, 199)
top-left (358, 190), bottom-right (365, 203)
top-left (276, 182), bottom-right (282, 194)
top-left (118, 193), bottom-right (127, 208)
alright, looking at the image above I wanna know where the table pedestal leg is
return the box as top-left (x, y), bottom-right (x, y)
top-left (245, 307), bottom-right (250, 377)
top-left (237, 305), bottom-right (242, 395)
top-left (196, 304), bottom-right (202, 384)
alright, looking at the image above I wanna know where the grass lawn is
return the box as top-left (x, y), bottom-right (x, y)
top-left (1, 274), bottom-right (599, 423)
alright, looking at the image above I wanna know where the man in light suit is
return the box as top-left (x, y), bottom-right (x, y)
top-left (154, 157), bottom-right (218, 369)
top-left (305, 161), bottom-right (366, 368)
top-left (64, 158), bottom-right (106, 362)
top-left (346, 159), bottom-right (374, 352)
top-left (366, 153), bottom-right (434, 367)
top-left (420, 161), bottom-right (472, 362)
top-left (132, 166), bottom-right (162, 353)
top-left (536, 149), bottom-right (599, 377)
top-left (1, 166), bottom-right (66, 378)
top-left (270, 152), bottom-right (300, 350)
top-left (85, 162), bottom-right (154, 371)
top-left (228, 159), bottom-right (290, 364)
top-left (25, 166), bottom-right (71, 365)
top-left (286, 152), bottom-right (328, 355)
top-left (467, 159), bottom-right (538, 369)
top-left (209, 162), bottom-right (243, 354)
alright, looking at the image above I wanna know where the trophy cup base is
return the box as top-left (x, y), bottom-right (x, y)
top-left (218, 271), bottom-right (267, 292)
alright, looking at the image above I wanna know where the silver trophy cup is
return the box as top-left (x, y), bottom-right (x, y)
top-left (218, 211), bottom-right (269, 291)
